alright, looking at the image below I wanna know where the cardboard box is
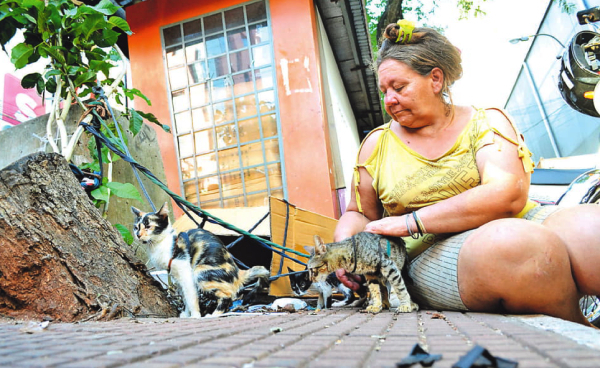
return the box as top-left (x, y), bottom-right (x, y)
top-left (268, 197), bottom-right (338, 296)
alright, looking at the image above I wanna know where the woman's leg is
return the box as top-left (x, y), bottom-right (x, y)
top-left (457, 218), bottom-right (589, 325)
top-left (541, 204), bottom-right (600, 296)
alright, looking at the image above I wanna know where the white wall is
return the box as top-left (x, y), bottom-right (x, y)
top-left (316, 10), bottom-right (361, 209)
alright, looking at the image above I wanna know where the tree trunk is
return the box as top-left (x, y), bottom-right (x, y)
top-left (0, 152), bottom-right (177, 322)
top-left (376, 0), bottom-right (404, 46)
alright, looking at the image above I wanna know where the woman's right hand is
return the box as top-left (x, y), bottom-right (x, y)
top-left (335, 268), bottom-right (363, 291)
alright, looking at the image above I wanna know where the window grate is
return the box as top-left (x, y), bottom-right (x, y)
top-left (161, 0), bottom-right (284, 209)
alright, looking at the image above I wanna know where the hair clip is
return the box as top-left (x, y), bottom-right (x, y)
top-left (396, 19), bottom-right (415, 44)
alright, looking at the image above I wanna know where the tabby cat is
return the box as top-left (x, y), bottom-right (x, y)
top-left (131, 203), bottom-right (270, 318)
top-left (287, 265), bottom-right (367, 309)
top-left (308, 232), bottom-right (418, 314)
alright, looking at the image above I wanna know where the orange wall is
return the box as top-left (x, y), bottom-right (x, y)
top-left (127, 0), bottom-right (338, 218)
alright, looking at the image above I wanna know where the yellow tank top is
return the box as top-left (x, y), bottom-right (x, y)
top-left (354, 107), bottom-right (537, 258)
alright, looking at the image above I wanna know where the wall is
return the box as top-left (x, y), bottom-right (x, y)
top-left (316, 9), bottom-right (360, 212)
top-left (126, 0), bottom-right (338, 219)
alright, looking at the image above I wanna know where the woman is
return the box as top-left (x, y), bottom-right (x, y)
top-left (334, 20), bottom-right (600, 326)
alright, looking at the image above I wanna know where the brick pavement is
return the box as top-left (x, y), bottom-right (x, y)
top-left (0, 309), bottom-right (598, 368)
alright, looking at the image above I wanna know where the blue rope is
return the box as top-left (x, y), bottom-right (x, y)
top-left (78, 121), bottom-right (310, 262)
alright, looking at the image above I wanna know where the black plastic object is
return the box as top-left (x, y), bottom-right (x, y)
top-left (577, 6), bottom-right (600, 25)
top-left (396, 343), bottom-right (443, 368)
top-left (69, 163), bottom-right (101, 193)
top-left (558, 30), bottom-right (600, 117)
top-left (452, 345), bottom-right (518, 368)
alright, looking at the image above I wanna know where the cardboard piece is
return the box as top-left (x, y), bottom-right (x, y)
top-left (268, 197), bottom-right (338, 296)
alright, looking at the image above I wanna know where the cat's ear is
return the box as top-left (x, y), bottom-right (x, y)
top-left (157, 202), bottom-right (169, 218)
top-left (131, 206), bottom-right (142, 217)
top-left (313, 235), bottom-right (327, 255)
top-left (303, 245), bottom-right (314, 256)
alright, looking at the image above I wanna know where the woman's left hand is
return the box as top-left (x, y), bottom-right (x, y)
top-left (364, 216), bottom-right (406, 237)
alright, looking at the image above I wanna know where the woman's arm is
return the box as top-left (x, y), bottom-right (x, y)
top-left (365, 109), bottom-right (531, 237)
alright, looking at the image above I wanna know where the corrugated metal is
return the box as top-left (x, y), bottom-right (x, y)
top-left (316, 0), bottom-right (384, 138)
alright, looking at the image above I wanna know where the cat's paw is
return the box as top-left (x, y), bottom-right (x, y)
top-left (179, 309), bottom-right (201, 318)
top-left (388, 293), bottom-right (401, 309)
top-left (364, 304), bottom-right (383, 314)
top-left (395, 301), bottom-right (419, 313)
top-left (331, 300), bottom-right (350, 308)
top-left (209, 310), bottom-right (225, 317)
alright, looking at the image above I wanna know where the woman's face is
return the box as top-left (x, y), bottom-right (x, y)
top-left (378, 59), bottom-right (441, 127)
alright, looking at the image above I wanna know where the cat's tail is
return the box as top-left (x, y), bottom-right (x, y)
top-left (238, 266), bottom-right (271, 304)
top-left (239, 266), bottom-right (270, 287)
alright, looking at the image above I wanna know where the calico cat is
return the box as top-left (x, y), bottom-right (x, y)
top-left (131, 203), bottom-right (270, 318)
top-left (287, 266), bottom-right (367, 309)
top-left (307, 232), bottom-right (418, 314)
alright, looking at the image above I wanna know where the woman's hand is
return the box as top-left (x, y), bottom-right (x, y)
top-left (364, 216), bottom-right (406, 237)
top-left (335, 268), bottom-right (363, 291)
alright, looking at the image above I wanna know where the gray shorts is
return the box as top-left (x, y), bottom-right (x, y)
top-left (406, 205), bottom-right (562, 311)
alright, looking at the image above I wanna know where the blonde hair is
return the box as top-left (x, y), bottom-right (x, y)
top-left (377, 23), bottom-right (463, 111)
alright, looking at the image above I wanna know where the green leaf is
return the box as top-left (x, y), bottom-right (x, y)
top-left (85, 48), bottom-right (107, 62)
top-left (74, 70), bottom-right (96, 86)
top-left (66, 65), bottom-right (85, 76)
top-left (0, 19), bottom-right (18, 50)
top-left (45, 4), bottom-right (63, 31)
top-left (75, 5), bottom-right (98, 18)
top-left (45, 77), bottom-right (57, 94)
top-left (81, 14), bottom-right (106, 40)
top-left (136, 110), bottom-right (170, 133)
top-left (23, 29), bottom-right (43, 47)
top-left (63, 7), bottom-right (77, 18)
top-left (39, 45), bottom-right (66, 65)
top-left (129, 108), bottom-right (143, 136)
top-left (108, 16), bottom-right (131, 35)
top-left (90, 60), bottom-right (114, 78)
top-left (22, 12), bottom-right (36, 24)
top-left (91, 185), bottom-right (110, 202)
top-left (10, 43), bottom-right (34, 69)
top-left (114, 224), bottom-right (134, 245)
top-left (36, 77), bottom-right (44, 95)
top-left (92, 28), bottom-right (119, 48)
top-left (22, 0), bottom-right (44, 12)
top-left (45, 69), bottom-right (61, 78)
top-left (21, 72), bottom-right (42, 89)
top-left (124, 88), bottom-right (151, 106)
top-left (105, 182), bottom-right (142, 201)
top-left (91, 0), bottom-right (120, 16)
top-left (78, 87), bottom-right (93, 98)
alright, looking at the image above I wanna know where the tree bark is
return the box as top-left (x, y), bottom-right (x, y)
top-left (0, 152), bottom-right (177, 322)
top-left (376, 0), bottom-right (404, 46)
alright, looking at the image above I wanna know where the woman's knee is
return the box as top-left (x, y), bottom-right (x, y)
top-left (458, 219), bottom-right (577, 313)
top-left (542, 204), bottom-right (600, 295)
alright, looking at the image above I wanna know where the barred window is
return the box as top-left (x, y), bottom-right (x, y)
top-left (162, 0), bottom-right (284, 209)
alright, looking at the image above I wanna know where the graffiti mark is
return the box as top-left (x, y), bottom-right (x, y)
top-left (279, 56), bottom-right (313, 96)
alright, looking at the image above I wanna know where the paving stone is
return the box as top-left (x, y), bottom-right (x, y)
top-left (0, 310), bottom-right (599, 367)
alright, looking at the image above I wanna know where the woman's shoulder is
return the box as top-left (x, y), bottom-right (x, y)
top-left (357, 124), bottom-right (388, 162)
top-left (478, 107), bottom-right (518, 141)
